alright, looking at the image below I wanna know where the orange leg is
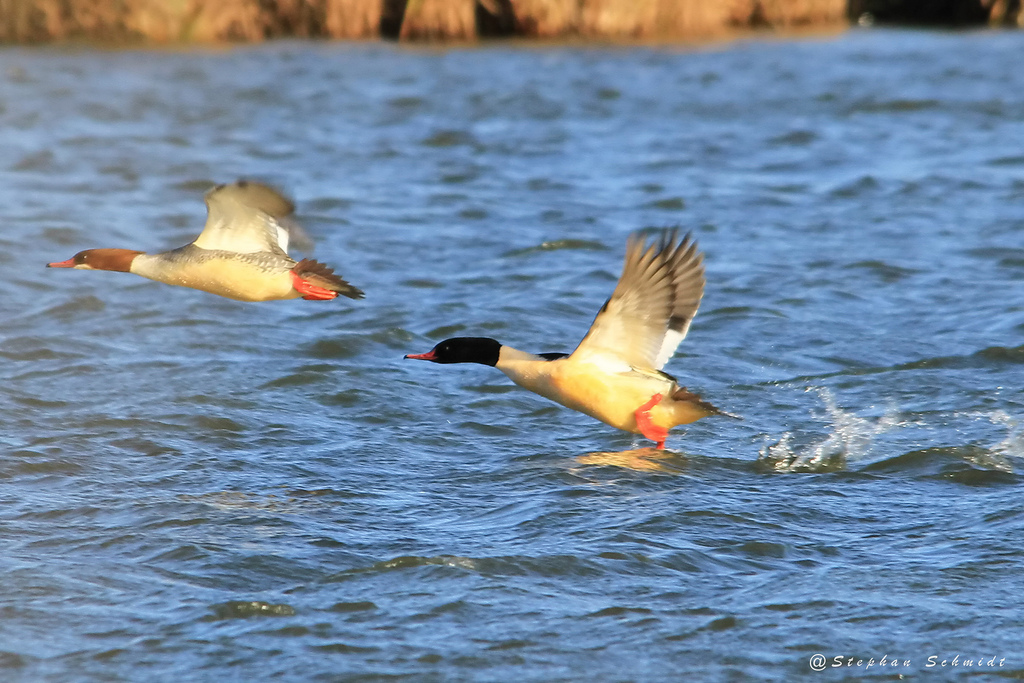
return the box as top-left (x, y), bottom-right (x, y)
top-left (290, 272), bottom-right (338, 300)
top-left (634, 393), bottom-right (668, 449)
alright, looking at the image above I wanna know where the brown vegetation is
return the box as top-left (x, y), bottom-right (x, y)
top-left (0, 0), bottom-right (1018, 43)
top-left (753, 0), bottom-right (848, 26)
top-left (326, 0), bottom-right (384, 38)
top-left (506, 0), bottom-right (577, 37)
top-left (400, 0), bottom-right (476, 40)
top-left (985, 0), bottom-right (1022, 25)
top-left (0, 0), bottom-right (385, 42)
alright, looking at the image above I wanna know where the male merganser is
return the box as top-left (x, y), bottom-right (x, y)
top-left (405, 229), bottom-right (728, 449)
top-left (47, 180), bottom-right (364, 302)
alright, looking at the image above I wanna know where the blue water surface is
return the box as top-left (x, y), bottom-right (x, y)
top-left (0, 28), bottom-right (1023, 681)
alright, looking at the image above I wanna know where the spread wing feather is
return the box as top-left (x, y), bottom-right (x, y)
top-left (193, 180), bottom-right (302, 255)
top-left (571, 229), bottom-right (705, 371)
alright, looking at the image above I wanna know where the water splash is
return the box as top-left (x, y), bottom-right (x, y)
top-left (758, 388), bottom-right (901, 473)
top-left (964, 410), bottom-right (1024, 473)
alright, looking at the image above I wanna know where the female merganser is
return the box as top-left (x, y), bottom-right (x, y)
top-left (405, 229), bottom-right (728, 449)
top-left (47, 180), bottom-right (363, 302)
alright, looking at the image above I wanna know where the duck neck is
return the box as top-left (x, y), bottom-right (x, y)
top-left (496, 345), bottom-right (541, 364)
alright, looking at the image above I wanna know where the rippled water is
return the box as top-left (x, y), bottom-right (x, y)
top-left (2, 28), bottom-right (1023, 680)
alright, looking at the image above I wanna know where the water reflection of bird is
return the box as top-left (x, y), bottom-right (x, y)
top-left (576, 448), bottom-right (686, 473)
top-left (48, 180), bottom-right (363, 303)
top-left (406, 228), bottom-right (731, 449)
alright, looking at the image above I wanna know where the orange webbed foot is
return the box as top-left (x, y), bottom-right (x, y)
top-left (290, 272), bottom-right (338, 300)
top-left (634, 393), bottom-right (669, 449)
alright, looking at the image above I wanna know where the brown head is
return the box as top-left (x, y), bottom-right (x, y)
top-left (47, 248), bottom-right (143, 272)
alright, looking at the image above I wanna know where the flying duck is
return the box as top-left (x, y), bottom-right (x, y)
top-left (48, 180), bottom-right (363, 302)
top-left (405, 228), bottom-right (728, 448)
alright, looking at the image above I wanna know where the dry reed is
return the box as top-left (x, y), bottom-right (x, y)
top-left (399, 0), bottom-right (476, 40)
top-left (0, 0), bottom-right (1017, 43)
top-left (326, 0), bottom-right (384, 38)
top-left (510, 0), bottom-right (578, 37)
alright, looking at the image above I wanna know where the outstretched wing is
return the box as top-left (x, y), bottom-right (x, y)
top-left (192, 180), bottom-right (303, 255)
top-left (571, 229), bottom-right (705, 371)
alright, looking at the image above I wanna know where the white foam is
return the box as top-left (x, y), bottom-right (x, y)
top-left (758, 388), bottom-right (901, 473)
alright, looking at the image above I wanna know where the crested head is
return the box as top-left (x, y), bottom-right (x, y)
top-left (405, 337), bottom-right (501, 367)
top-left (47, 248), bottom-right (143, 272)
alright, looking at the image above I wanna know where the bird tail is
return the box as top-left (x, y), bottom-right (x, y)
top-left (671, 386), bottom-right (742, 420)
top-left (292, 259), bottom-right (364, 300)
